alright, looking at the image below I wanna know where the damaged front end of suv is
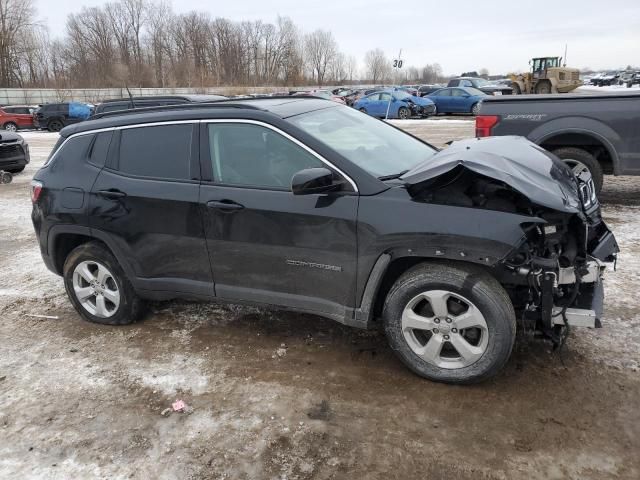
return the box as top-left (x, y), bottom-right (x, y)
top-left (402, 136), bottom-right (619, 345)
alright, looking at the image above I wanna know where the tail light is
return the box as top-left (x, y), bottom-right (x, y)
top-left (31, 180), bottom-right (43, 203)
top-left (475, 115), bottom-right (500, 137)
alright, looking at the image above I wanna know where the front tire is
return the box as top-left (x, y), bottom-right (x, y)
top-left (552, 147), bottom-right (604, 194)
top-left (397, 106), bottom-right (410, 120)
top-left (383, 262), bottom-right (516, 384)
top-left (471, 103), bottom-right (480, 115)
top-left (63, 242), bottom-right (143, 325)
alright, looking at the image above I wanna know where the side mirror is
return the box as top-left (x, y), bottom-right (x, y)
top-left (292, 167), bottom-right (340, 195)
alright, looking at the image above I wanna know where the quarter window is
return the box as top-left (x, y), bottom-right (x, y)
top-left (207, 123), bottom-right (324, 189)
top-left (118, 124), bottom-right (193, 180)
top-left (88, 131), bottom-right (113, 167)
top-left (50, 134), bottom-right (94, 166)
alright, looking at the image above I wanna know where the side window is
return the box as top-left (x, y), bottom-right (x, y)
top-left (378, 93), bottom-right (392, 101)
top-left (51, 134), bottom-right (94, 165)
top-left (435, 89), bottom-right (450, 96)
top-left (101, 104), bottom-right (128, 113)
top-left (460, 80), bottom-right (472, 87)
top-left (208, 123), bottom-right (324, 189)
top-left (452, 89), bottom-right (466, 97)
top-left (118, 124), bottom-right (193, 180)
top-left (449, 80), bottom-right (459, 86)
top-left (87, 131), bottom-right (113, 167)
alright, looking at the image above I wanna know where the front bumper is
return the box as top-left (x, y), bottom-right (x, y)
top-left (0, 143), bottom-right (29, 170)
top-left (419, 104), bottom-right (436, 116)
top-left (553, 259), bottom-right (606, 328)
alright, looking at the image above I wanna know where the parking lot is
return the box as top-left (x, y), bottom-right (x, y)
top-left (1, 123), bottom-right (638, 479)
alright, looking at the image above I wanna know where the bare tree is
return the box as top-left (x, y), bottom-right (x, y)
top-left (421, 63), bottom-right (443, 84)
top-left (2, 1), bottom-right (451, 91)
top-left (364, 48), bottom-right (390, 83)
top-left (304, 29), bottom-right (336, 86)
top-left (346, 55), bottom-right (358, 83)
top-left (0, 0), bottom-right (37, 86)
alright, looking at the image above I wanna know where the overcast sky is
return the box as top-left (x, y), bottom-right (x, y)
top-left (37, 0), bottom-right (640, 75)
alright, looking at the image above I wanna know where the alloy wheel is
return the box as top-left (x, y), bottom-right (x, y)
top-left (72, 260), bottom-right (121, 318)
top-left (401, 290), bottom-right (489, 369)
top-left (4, 123), bottom-right (17, 132)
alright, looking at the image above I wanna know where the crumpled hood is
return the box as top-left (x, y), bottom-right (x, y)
top-left (401, 136), bottom-right (583, 213)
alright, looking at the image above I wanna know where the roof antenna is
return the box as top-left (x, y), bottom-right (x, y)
top-left (125, 85), bottom-right (136, 109)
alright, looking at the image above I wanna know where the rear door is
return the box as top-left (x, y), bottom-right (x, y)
top-left (198, 120), bottom-right (359, 318)
top-left (90, 122), bottom-right (213, 296)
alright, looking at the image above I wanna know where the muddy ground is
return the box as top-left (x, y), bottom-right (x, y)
top-left (1, 123), bottom-right (638, 480)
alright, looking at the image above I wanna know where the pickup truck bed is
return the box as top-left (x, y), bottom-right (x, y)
top-left (476, 92), bottom-right (640, 192)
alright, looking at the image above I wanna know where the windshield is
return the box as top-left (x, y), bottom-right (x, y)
top-left (391, 90), bottom-right (412, 99)
top-left (287, 106), bottom-right (437, 178)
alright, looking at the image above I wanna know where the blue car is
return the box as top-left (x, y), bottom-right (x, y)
top-left (427, 87), bottom-right (487, 115)
top-left (353, 89), bottom-right (436, 119)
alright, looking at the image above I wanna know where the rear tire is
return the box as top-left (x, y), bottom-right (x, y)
top-left (63, 242), bottom-right (144, 325)
top-left (552, 147), bottom-right (604, 194)
top-left (3, 122), bottom-right (17, 132)
top-left (47, 120), bottom-right (63, 132)
top-left (383, 262), bottom-right (516, 384)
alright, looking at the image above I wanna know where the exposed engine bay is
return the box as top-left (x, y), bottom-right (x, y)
top-left (401, 137), bottom-right (619, 346)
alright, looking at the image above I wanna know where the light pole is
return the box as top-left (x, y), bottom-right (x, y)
top-left (385, 49), bottom-right (403, 120)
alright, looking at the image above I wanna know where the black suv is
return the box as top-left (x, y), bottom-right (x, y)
top-left (93, 94), bottom-right (227, 116)
top-left (33, 103), bottom-right (92, 132)
top-left (31, 98), bottom-right (618, 384)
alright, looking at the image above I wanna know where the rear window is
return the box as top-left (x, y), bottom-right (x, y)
top-left (117, 124), bottom-right (193, 180)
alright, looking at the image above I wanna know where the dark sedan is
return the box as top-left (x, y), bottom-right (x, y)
top-left (448, 77), bottom-right (512, 96)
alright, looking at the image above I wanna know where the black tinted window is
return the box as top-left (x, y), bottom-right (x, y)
top-left (52, 134), bottom-right (94, 165)
top-left (208, 123), bottom-right (323, 189)
top-left (118, 124), bottom-right (193, 179)
top-left (100, 103), bottom-right (129, 113)
top-left (88, 131), bottom-right (113, 166)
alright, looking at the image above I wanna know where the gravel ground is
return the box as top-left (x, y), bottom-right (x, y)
top-left (0, 125), bottom-right (638, 480)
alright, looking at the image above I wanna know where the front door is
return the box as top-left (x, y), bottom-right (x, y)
top-left (199, 121), bottom-right (359, 318)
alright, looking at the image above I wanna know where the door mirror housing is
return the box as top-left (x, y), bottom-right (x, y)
top-left (292, 167), bottom-right (340, 195)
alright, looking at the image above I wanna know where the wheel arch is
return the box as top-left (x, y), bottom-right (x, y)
top-left (48, 226), bottom-right (135, 280)
top-left (356, 252), bottom-right (499, 328)
top-left (535, 126), bottom-right (619, 175)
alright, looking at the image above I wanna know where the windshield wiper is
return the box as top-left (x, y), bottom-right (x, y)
top-left (378, 170), bottom-right (409, 181)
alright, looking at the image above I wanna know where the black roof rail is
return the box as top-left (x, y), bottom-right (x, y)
top-left (89, 100), bottom-right (265, 120)
top-left (89, 95), bottom-right (320, 120)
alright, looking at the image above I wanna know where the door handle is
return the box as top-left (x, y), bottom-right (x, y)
top-left (97, 189), bottom-right (127, 199)
top-left (206, 200), bottom-right (244, 211)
